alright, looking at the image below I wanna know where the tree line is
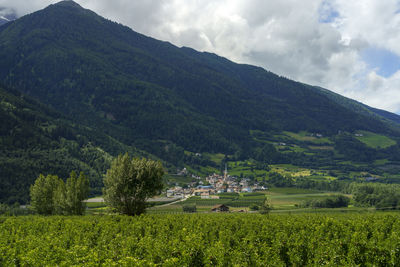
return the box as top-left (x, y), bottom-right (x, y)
top-left (30, 171), bottom-right (89, 215)
top-left (29, 153), bottom-right (164, 216)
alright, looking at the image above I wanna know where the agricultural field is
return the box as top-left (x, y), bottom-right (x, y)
top-left (2, 213), bottom-right (400, 266)
top-left (148, 192), bottom-right (267, 213)
top-left (266, 188), bottom-right (345, 210)
top-left (146, 188), bottom-right (349, 213)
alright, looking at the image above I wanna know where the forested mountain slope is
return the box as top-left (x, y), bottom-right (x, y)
top-left (0, 83), bottom-right (143, 203)
top-left (0, 1), bottom-right (397, 154)
top-left (2, 1), bottom-right (400, 203)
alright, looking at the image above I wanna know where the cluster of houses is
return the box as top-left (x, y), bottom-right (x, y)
top-left (176, 167), bottom-right (201, 179)
top-left (167, 165), bottom-right (267, 199)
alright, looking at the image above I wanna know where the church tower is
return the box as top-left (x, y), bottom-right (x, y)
top-left (224, 163), bottom-right (228, 181)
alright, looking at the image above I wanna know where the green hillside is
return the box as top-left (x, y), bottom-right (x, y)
top-left (2, 1), bottom-right (400, 203)
top-left (0, 1), bottom-right (397, 153)
top-left (0, 84), bottom-right (145, 203)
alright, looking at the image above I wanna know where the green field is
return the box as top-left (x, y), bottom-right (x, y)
top-left (179, 193), bottom-right (266, 208)
top-left (268, 187), bottom-right (321, 194)
top-left (3, 213), bottom-right (400, 266)
top-left (203, 153), bottom-right (225, 165)
top-left (147, 188), bottom-right (348, 213)
top-left (355, 131), bottom-right (396, 149)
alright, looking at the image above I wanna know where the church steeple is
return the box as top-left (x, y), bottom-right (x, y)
top-left (224, 163), bottom-right (228, 181)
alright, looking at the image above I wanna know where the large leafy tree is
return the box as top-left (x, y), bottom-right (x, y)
top-left (103, 153), bottom-right (164, 216)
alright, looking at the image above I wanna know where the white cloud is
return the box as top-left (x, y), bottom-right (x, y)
top-left (2, 0), bottom-right (400, 113)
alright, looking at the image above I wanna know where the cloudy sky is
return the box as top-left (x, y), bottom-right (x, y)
top-left (2, 0), bottom-right (400, 113)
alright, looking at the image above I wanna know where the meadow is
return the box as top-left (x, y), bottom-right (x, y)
top-left (2, 213), bottom-right (400, 266)
top-left (355, 131), bottom-right (397, 149)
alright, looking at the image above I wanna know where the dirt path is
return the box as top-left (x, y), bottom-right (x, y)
top-left (157, 196), bottom-right (189, 207)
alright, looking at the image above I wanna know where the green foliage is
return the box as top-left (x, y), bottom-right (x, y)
top-left (334, 134), bottom-right (377, 162)
top-left (182, 205), bottom-right (196, 213)
top-left (300, 195), bottom-right (350, 208)
top-left (0, 85), bottom-right (124, 204)
top-left (103, 153), bottom-right (164, 216)
top-left (259, 197), bottom-right (272, 214)
top-left (30, 174), bottom-right (61, 215)
top-left (4, 213), bottom-right (400, 265)
top-left (0, 203), bottom-right (35, 216)
top-left (62, 171), bottom-right (89, 215)
top-left (249, 204), bottom-right (259, 211)
top-left (30, 171), bottom-right (89, 215)
top-left (253, 144), bottom-right (282, 163)
top-left (350, 183), bottom-right (400, 209)
top-left (268, 172), bottom-right (294, 187)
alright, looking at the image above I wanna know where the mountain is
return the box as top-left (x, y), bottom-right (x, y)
top-left (0, 82), bottom-right (152, 204)
top-left (0, 1), bottom-right (397, 149)
top-left (0, 17), bottom-right (9, 26)
top-left (0, 8), bottom-right (16, 26)
top-left (2, 1), bottom-right (400, 203)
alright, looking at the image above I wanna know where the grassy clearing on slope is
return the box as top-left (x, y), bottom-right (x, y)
top-left (203, 153), bottom-right (225, 165)
top-left (355, 131), bottom-right (396, 149)
top-left (270, 165), bottom-right (311, 177)
top-left (283, 131), bottom-right (333, 144)
top-left (308, 145), bottom-right (334, 150)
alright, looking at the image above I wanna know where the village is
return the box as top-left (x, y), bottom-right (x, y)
top-left (166, 165), bottom-right (267, 199)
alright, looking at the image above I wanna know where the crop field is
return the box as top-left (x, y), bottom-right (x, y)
top-left (2, 213), bottom-right (400, 266)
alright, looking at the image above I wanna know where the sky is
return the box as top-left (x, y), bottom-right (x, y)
top-left (1, 0), bottom-right (400, 113)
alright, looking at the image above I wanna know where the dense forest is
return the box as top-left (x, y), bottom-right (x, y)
top-left (0, 84), bottom-right (143, 203)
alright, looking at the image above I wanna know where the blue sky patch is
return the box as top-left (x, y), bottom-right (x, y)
top-left (362, 47), bottom-right (400, 78)
top-left (318, 0), bottom-right (339, 23)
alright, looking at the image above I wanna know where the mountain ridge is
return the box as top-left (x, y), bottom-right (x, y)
top-left (0, 0), bottom-right (398, 151)
top-left (2, 1), bottom-right (400, 203)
